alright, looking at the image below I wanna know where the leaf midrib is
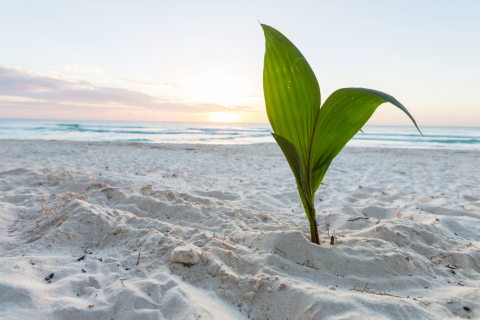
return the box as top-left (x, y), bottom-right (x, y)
top-left (306, 100), bottom-right (322, 203)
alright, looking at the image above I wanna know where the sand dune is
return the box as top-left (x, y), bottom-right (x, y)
top-left (0, 140), bottom-right (479, 319)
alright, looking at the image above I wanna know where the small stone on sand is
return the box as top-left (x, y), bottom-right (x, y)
top-left (170, 245), bottom-right (202, 265)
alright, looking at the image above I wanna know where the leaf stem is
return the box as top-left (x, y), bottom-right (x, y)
top-left (309, 218), bottom-right (320, 244)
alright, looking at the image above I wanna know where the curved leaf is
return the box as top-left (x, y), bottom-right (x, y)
top-left (262, 24), bottom-right (320, 163)
top-left (357, 88), bottom-right (422, 134)
top-left (312, 160), bottom-right (332, 194)
top-left (271, 132), bottom-right (315, 221)
top-left (311, 87), bottom-right (422, 171)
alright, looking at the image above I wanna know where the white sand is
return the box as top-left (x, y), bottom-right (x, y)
top-left (0, 140), bottom-right (479, 319)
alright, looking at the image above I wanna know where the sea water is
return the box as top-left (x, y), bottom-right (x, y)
top-left (0, 119), bottom-right (479, 150)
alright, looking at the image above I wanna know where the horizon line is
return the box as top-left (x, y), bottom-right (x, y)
top-left (0, 118), bottom-right (479, 128)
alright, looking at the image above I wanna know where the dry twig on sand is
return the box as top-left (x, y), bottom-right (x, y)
top-left (275, 247), bottom-right (286, 256)
top-left (348, 217), bottom-right (369, 222)
top-left (212, 232), bottom-right (236, 250)
top-left (38, 195), bottom-right (89, 223)
top-left (84, 178), bottom-right (94, 191)
top-left (62, 195), bottom-right (88, 204)
top-left (39, 200), bottom-right (53, 223)
top-left (350, 282), bottom-right (405, 298)
top-left (468, 242), bottom-right (480, 251)
top-left (296, 262), bottom-right (320, 270)
top-left (137, 249), bottom-right (142, 266)
top-left (220, 242), bottom-right (236, 250)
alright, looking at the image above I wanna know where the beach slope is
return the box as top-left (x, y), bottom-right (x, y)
top-left (0, 140), bottom-right (479, 319)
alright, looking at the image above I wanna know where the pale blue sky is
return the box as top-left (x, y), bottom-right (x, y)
top-left (1, 0), bottom-right (479, 125)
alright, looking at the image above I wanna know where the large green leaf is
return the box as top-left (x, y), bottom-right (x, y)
top-left (312, 160), bottom-right (332, 194)
top-left (262, 24), bottom-right (320, 164)
top-left (311, 88), bottom-right (422, 171)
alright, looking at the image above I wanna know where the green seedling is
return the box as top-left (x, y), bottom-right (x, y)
top-left (261, 24), bottom-right (422, 244)
top-left (330, 235), bottom-right (335, 246)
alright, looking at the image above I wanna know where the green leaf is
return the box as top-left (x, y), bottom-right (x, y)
top-left (357, 88), bottom-right (422, 135)
top-left (270, 132), bottom-right (315, 221)
top-left (261, 25), bottom-right (422, 245)
top-left (262, 24), bottom-right (320, 164)
top-left (311, 87), bottom-right (422, 171)
top-left (312, 160), bottom-right (332, 194)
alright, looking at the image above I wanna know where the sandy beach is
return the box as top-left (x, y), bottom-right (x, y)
top-left (0, 139), bottom-right (479, 319)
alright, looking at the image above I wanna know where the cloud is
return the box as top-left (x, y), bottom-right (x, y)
top-left (244, 94), bottom-right (263, 98)
top-left (120, 77), bottom-right (182, 89)
top-left (0, 65), bottom-right (247, 119)
top-left (63, 64), bottom-right (103, 74)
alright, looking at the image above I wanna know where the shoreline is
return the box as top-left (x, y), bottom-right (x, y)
top-left (1, 140), bottom-right (479, 319)
top-left (1, 120), bottom-right (479, 150)
top-left (2, 138), bottom-right (480, 152)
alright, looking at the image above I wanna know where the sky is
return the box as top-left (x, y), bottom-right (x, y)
top-left (0, 0), bottom-right (479, 125)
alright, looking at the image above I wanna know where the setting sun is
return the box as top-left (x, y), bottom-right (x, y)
top-left (188, 78), bottom-right (247, 108)
top-left (209, 112), bottom-right (239, 122)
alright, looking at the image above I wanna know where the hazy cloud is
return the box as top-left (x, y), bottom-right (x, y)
top-left (120, 77), bottom-right (182, 89)
top-left (63, 64), bottom-right (103, 74)
top-left (0, 66), bottom-right (245, 117)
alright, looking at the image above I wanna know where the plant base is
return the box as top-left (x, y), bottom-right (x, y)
top-left (310, 219), bottom-right (320, 245)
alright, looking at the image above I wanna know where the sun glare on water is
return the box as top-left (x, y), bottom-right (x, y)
top-left (209, 112), bottom-right (239, 122)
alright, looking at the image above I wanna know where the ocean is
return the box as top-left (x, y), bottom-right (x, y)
top-left (0, 119), bottom-right (479, 150)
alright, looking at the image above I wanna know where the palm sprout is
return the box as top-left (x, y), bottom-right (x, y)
top-left (261, 25), bottom-right (422, 244)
